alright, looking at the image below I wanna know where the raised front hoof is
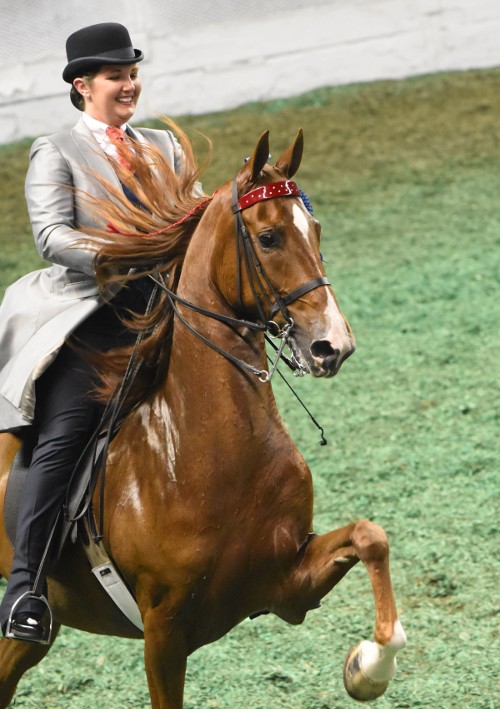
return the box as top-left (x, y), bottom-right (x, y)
top-left (343, 643), bottom-right (392, 702)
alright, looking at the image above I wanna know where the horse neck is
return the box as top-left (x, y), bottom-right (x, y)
top-left (163, 203), bottom-right (277, 421)
top-left (121, 191), bottom-right (296, 490)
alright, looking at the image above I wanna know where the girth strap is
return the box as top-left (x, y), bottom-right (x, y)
top-left (269, 276), bottom-right (331, 318)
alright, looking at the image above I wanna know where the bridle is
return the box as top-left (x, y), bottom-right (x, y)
top-left (151, 177), bottom-right (330, 382)
top-left (77, 175), bottom-right (333, 538)
top-left (231, 179), bottom-right (330, 321)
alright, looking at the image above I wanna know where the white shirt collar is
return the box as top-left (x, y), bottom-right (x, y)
top-left (82, 112), bottom-right (128, 134)
top-left (82, 113), bottom-right (130, 159)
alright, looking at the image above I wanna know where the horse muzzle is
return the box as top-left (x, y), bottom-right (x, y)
top-left (289, 333), bottom-right (355, 378)
top-left (309, 337), bottom-right (356, 377)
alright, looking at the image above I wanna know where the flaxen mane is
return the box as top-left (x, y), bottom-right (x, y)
top-left (78, 118), bottom-right (212, 408)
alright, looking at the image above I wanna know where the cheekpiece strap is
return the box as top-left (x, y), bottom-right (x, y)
top-left (233, 180), bottom-right (300, 212)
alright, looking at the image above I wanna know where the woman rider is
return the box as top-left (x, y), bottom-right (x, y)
top-left (0, 22), bottom-right (185, 643)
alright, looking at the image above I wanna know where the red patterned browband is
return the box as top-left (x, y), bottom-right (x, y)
top-left (235, 180), bottom-right (300, 212)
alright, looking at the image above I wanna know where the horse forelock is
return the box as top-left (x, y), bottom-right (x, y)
top-left (236, 162), bottom-right (279, 194)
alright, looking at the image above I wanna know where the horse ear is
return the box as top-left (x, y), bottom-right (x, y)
top-left (275, 128), bottom-right (304, 178)
top-left (242, 130), bottom-right (270, 184)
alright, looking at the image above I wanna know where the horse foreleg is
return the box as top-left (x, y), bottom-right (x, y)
top-left (143, 613), bottom-right (187, 709)
top-left (0, 622), bottom-right (61, 708)
top-left (342, 520), bottom-right (407, 701)
top-left (277, 520), bottom-right (406, 702)
top-left (275, 522), bottom-right (361, 625)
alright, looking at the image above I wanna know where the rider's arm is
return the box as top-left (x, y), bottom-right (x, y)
top-left (25, 137), bottom-right (97, 276)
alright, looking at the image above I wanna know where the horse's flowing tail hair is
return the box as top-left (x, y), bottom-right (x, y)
top-left (76, 117), bottom-right (212, 409)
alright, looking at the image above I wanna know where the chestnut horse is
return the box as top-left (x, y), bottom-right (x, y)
top-left (0, 128), bottom-right (406, 708)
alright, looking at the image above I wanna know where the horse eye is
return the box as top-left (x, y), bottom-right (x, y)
top-left (258, 232), bottom-right (277, 249)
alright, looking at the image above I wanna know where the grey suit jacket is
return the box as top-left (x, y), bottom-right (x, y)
top-left (0, 117), bottom-right (183, 430)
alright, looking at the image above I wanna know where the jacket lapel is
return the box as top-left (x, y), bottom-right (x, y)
top-left (127, 125), bottom-right (162, 182)
top-left (127, 125), bottom-right (145, 147)
top-left (69, 117), bottom-right (121, 190)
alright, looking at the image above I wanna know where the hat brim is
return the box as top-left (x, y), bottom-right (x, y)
top-left (63, 49), bottom-right (143, 83)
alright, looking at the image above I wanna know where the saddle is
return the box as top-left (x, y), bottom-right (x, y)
top-left (3, 428), bottom-right (144, 632)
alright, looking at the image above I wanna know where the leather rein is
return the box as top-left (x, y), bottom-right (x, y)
top-left (150, 178), bottom-right (330, 382)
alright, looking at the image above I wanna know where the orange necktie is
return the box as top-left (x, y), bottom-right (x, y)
top-left (105, 125), bottom-right (133, 171)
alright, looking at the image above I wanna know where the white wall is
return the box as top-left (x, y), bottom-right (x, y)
top-left (1, 0), bottom-right (500, 144)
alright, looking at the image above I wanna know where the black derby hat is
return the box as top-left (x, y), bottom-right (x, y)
top-left (63, 22), bottom-right (144, 83)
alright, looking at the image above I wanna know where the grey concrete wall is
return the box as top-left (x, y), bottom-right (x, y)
top-left (1, 0), bottom-right (500, 144)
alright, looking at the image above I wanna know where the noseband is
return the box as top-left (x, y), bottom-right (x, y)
top-left (151, 177), bottom-right (330, 381)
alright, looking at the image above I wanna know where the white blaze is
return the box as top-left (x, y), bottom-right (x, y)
top-left (292, 203), bottom-right (314, 246)
top-left (291, 203), bottom-right (350, 347)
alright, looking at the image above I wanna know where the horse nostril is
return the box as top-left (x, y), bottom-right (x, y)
top-left (310, 340), bottom-right (340, 360)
